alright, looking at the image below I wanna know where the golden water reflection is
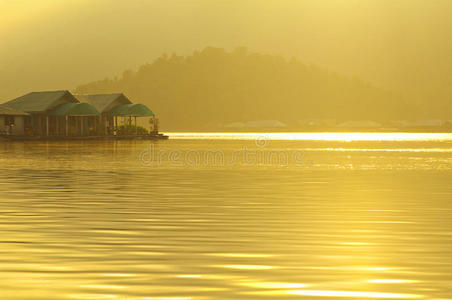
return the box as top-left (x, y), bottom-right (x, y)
top-left (286, 290), bottom-right (422, 298)
top-left (368, 279), bottom-right (419, 284)
top-left (168, 132), bottom-right (452, 141)
top-left (0, 135), bottom-right (451, 298)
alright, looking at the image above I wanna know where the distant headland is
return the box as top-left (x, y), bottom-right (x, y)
top-left (74, 47), bottom-right (451, 132)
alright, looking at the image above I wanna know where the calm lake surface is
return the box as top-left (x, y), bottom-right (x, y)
top-left (1, 132), bottom-right (452, 299)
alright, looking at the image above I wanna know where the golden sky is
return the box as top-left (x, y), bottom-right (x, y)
top-left (1, 0), bottom-right (451, 103)
top-left (0, 0), bottom-right (88, 33)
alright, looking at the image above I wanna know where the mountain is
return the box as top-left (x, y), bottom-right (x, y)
top-left (75, 47), bottom-right (411, 130)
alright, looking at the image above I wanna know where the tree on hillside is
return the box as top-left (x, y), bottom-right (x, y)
top-left (75, 47), bottom-right (412, 130)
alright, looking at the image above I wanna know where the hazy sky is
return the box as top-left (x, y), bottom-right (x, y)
top-left (1, 0), bottom-right (452, 102)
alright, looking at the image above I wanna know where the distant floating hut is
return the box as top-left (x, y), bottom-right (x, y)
top-left (245, 120), bottom-right (287, 129)
top-left (389, 120), bottom-right (448, 129)
top-left (409, 120), bottom-right (445, 128)
top-left (336, 120), bottom-right (382, 129)
top-left (297, 119), bottom-right (337, 128)
top-left (224, 122), bottom-right (246, 129)
top-left (224, 120), bottom-right (287, 130)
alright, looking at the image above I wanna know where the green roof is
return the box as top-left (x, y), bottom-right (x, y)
top-left (0, 106), bottom-right (29, 116)
top-left (75, 93), bottom-right (132, 113)
top-left (109, 104), bottom-right (154, 117)
top-left (49, 103), bottom-right (100, 116)
top-left (2, 90), bottom-right (78, 113)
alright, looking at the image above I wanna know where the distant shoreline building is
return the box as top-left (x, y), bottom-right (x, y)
top-left (0, 90), bottom-right (164, 139)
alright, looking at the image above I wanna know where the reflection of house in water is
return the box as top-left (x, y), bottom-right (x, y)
top-left (1, 90), bottom-right (164, 139)
top-left (0, 106), bottom-right (29, 135)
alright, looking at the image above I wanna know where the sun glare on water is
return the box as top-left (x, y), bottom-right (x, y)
top-left (168, 132), bottom-right (452, 142)
top-left (286, 290), bottom-right (422, 298)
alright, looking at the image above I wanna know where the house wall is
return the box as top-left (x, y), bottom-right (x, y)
top-left (13, 116), bottom-right (25, 135)
top-left (102, 113), bottom-right (114, 135)
top-left (0, 116), bottom-right (4, 134)
top-left (0, 115), bottom-right (25, 135)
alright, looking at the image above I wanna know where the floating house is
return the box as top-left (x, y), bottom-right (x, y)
top-left (0, 106), bottom-right (29, 135)
top-left (75, 93), bottom-right (131, 136)
top-left (75, 93), bottom-right (156, 135)
top-left (0, 90), bottom-right (162, 139)
top-left (2, 90), bottom-right (99, 137)
top-left (49, 102), bottom-right (100, 136)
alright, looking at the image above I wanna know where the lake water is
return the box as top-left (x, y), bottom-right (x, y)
top-left (1, 132), bottom-right (452, 299)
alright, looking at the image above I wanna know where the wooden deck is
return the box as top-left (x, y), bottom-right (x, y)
top-left (0, 133), bottom-right (169, 141)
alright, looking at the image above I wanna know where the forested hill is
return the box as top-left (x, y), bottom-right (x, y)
top-left (75, 47), bottom-right (410, 130)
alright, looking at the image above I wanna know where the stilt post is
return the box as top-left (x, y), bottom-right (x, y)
top-left (134, 117), bottom-right (137, 135)
top-left (46, 116), bottom-right (49, 136)
top-left (65, 116), bottom-right (69, 136)
top-left (81, 117), bottom-right (84, 136)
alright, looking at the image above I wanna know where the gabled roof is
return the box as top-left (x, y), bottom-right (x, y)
top-left (75, 93), bottom-right (132, 113)
top-left (0, 106), bottom-right (29, 116)
top-left (2, 91), bottom-right (78, 113)
top-left (109, 104), bottom-right (154, 117)
top-left (49, 103), bottom-right (100, 116)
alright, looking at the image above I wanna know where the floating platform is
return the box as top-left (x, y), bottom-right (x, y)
top-left (113, 133), bottom-right (169, 140)
top-left (0, 133), bottom-right (169, 141)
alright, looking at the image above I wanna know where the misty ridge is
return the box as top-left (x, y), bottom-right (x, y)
top-left (76, 47), bottom-right (426, 131)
